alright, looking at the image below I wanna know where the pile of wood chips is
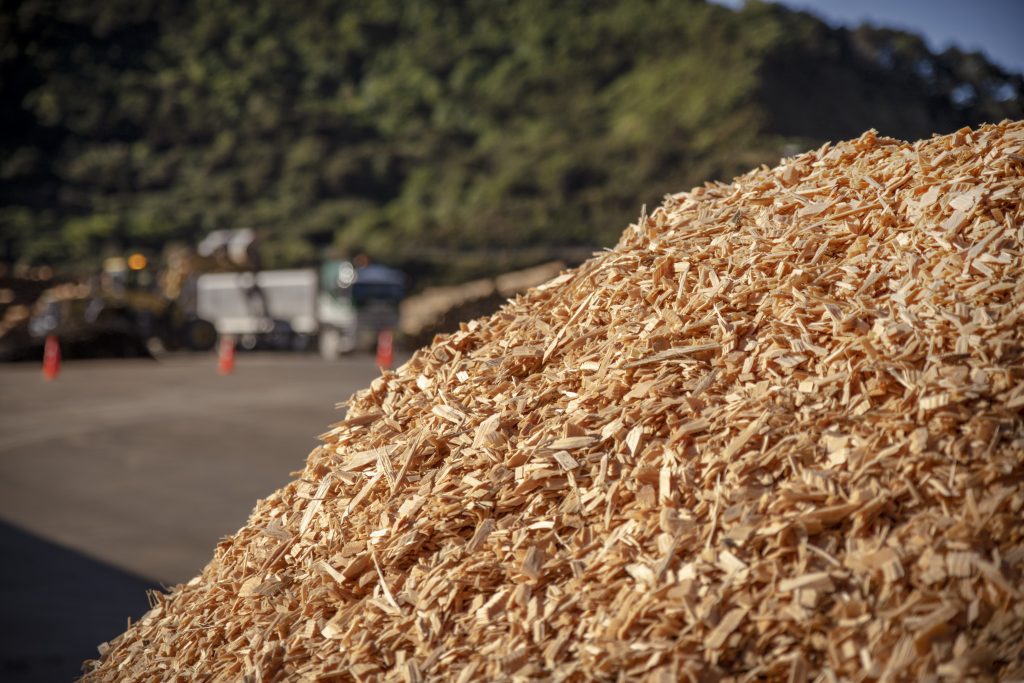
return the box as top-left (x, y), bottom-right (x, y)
top-left (84, 122), bottom-right (1024, 682)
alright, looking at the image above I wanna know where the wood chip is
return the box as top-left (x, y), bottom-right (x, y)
top-left (705, 608), bottom-right (746, 650)
top-left (551, 451), bottom-right (580, 471)
top-left (84, 121), bottom-right (1024, 683)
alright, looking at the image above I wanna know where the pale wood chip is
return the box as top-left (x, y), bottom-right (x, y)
top-left (84, 121), bottom-right (1024, 683)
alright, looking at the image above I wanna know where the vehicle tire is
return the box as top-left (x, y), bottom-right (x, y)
top-left (183, 319), bottom-right (217, 351)
top-left (318, 326), bottom-right (342, 360)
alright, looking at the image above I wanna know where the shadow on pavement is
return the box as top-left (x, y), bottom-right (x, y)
top-left (0, 520), bottom-right (157, 682)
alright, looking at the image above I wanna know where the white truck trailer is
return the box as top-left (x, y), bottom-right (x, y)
top-left (196, 261), bottom-right (404, 358)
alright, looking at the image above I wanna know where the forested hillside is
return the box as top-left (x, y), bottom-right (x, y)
top-left (2, 0), bottom-right (1021, 279)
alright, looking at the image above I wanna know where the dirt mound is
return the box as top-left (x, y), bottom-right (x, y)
top-left (85, 122), bottom-right (1024, 681)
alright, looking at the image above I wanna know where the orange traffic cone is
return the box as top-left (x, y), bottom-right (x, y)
top-left (218, 335), bottom-right (236, 375)
top-left (376, 329), bottom-right (393, 369)
top-left (42, 335), bottom-right (61, 381)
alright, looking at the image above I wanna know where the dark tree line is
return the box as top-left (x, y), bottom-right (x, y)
top-left (2, 0), bottom-right (1021, 282)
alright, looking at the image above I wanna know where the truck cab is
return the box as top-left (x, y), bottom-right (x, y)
top-left (317, 261), bottom-right (405, 358)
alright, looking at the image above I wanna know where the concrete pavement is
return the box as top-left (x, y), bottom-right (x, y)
top-left (0, 351), bottom-right (395, 680)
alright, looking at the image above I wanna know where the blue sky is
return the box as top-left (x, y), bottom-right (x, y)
top-left (713, 0), bottom-right (1024, 73)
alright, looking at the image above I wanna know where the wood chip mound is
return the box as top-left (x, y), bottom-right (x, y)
top-left (84, 122), bottom-right (1024, 682)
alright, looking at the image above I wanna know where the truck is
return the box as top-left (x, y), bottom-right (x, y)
top-left (195, 260), bottom-right (405, 359)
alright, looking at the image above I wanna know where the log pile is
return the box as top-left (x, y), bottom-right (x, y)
top-left (84, 121), bottom-right (1024, 681)
top-left (400, 261), bottom-right (566, 349)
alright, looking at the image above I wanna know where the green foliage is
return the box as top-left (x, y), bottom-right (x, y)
top-left (1, 0), bottom-right (1021, 278)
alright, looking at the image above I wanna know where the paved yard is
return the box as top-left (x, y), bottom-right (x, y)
top-left (0, 351), bottom-right (397, 680)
